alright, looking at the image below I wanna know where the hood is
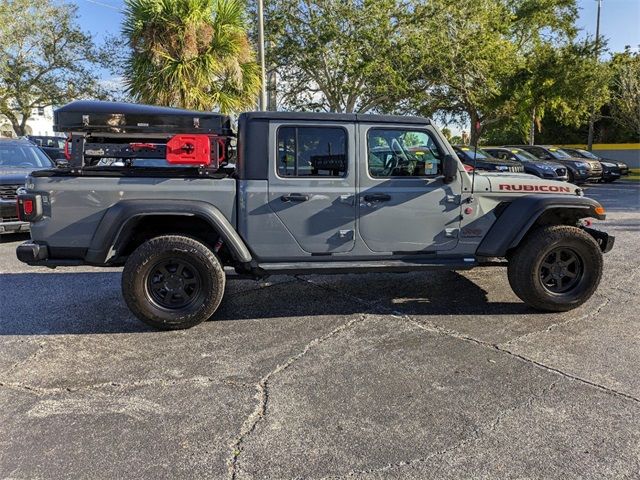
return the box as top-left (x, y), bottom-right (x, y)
top-left (484, 173), bottom-right (581, 195)
top-left (529, 160), bottom-right (565, 170)
top-left (0, 168), bottom-right (32, 185)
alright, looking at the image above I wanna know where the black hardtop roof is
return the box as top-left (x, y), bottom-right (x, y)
top-left (240, 111), bottom-right (432, 125)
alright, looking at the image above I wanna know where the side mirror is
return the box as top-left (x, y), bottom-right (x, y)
top-left (55, 158), bottom-right (69, 168)
top-left (443, 154), bottom-right (458, 184)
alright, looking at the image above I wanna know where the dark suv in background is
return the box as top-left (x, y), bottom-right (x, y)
top-left (453, 146), bottom-right (524, 172)
top-left (561, 147), bottom-right (628, 182)
top-left (483, 147), bottom-right (568, 181)
top-left (27, 135), bottom-right (67, 161)
top-left (0, 138), bottom-right (56, 234)
top-left (505, 145), bottom-right (602, 184)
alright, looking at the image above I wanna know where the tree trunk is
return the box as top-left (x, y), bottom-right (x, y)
top-left (11, 120), bottom-right (25, 137)
top-left (529, 106), bottom-right (536, 145)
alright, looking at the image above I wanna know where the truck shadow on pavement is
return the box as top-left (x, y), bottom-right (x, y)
top-left (0, 269), bottom-right (535, 336)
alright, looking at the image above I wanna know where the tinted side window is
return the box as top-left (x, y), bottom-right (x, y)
top-left (368, 129), bottom-right (442, 178)
top-left (490, 150), bottom-right (509, 160)
top-left (277, 126), bottom-right (347, 177)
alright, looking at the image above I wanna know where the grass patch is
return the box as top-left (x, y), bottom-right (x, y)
top-left (628, 168), bottom-right (640, 181)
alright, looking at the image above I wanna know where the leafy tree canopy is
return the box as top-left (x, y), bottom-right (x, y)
top-left (264, 0), bottom-right (431, 113)
top-left (609, 47), bottom-right (640, 138)
top-left (0, 0), bottom-right (107, 136)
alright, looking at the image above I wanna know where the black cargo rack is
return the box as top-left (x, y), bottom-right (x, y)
top-left (54, 100), bottom-right (235, 171)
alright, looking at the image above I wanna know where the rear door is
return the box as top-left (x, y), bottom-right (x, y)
top-left (358, 124), bottom-right (462, 253)
top-left (267, 122), bottom-right (357, 254)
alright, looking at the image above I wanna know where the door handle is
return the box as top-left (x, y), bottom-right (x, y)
top-left (281, 193), bottom-right (310, 202)
top-left (363, 193), bottom-right (391, 202)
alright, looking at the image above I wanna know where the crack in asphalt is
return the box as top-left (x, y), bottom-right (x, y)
top-left (325, 381), bottom-right (559, 479)
top-left (298, 275), bottom-right (640, 406)
top-left (501, 265), bottom-right (640, 347)
top-left (0, 376), bottom-right (251, 397)
top-left (226, 314), bottom-right (368, 480)
top-left (0, 341), bottom-right (46, 379)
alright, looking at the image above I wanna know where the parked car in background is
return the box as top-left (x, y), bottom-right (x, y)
top-left (453, 146), bottom-right (525, 173)
top-left (0, 138), bottom-right (56, 234)
top-left (483, 147), bottom-right (569, 181)
top-left (561, 147), bottom-right (629, 181)
top-left (505, 145), bottom-right (602, 184)
top-left (27, 135), bottom-right (67, 162)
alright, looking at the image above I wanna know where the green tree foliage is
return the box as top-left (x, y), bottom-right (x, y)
top-left (123, 0), bottom-right (261, 113)
top-left (411, 0), bottom-right (520, 142)
top-left (510, 40), bottom-right (611, 144)
top-left (265, 0), bottom-right (604, 145)
top-left (263, 0), bottom-right (430, 113)
top-left (0, 0), bottom-right (106, 136)
top-left (412, 0), bottom-right (594, 143)
top-left (609, 48), bottom-right (640, 138)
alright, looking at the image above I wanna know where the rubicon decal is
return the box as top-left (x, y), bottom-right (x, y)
top-left (499, 184), bottom-right (571, 193)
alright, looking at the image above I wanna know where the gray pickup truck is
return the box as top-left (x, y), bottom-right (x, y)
top-left (16, 101), bottom-right (614, 330)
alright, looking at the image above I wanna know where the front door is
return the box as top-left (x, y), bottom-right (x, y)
top-left (358, 125), bottom-right (462, 253)
top-left (268, 123), bottom-right (357, 254)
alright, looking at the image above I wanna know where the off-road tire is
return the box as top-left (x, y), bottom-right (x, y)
top-left (122, 235), bottom-right (225, 330)
top-left (507, 225), bottom-right (603, 312)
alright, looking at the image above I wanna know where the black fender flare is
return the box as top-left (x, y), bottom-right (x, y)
top-left (85, 199), bottom-right (253, 265)
top-left (476, 195), bottom-right (606, 257)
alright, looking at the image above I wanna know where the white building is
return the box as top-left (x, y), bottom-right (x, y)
top-left (0, 105), bottom-right (57, 138)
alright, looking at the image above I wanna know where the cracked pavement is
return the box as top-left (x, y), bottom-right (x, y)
top-left (1, 181), bottom-right (639, 479)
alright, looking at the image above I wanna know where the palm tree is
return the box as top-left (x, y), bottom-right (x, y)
top-left (123, 0), bottom-right (261, 113)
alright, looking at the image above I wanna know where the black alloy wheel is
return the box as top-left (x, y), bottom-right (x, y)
top-left (539, 247), bottom-right (583, 294)
top-left (146, 259), bottom-right (203, 310)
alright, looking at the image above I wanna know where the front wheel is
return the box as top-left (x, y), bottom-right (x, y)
top-left (122, 235), bottom-right (226, 330)
top-left (507, 225), bottom-right (603, 312)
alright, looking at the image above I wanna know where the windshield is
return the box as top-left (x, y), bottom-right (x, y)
top-left (547, 147), bottom-right (573, 159)
top-left (575, 149), bottom-right (599, 160)
top-left (456, 147), bottom-right (492, 160)
top-left (0, 144), bottom-right (54, 168)
top-left (512, 149), bottom-right (544, 163)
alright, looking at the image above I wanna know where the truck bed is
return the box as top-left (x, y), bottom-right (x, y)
top-left (26, 170), bottom-right (237, 256)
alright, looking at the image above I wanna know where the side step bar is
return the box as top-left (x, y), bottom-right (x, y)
top-left (257, 258), bottom-right (477, 275)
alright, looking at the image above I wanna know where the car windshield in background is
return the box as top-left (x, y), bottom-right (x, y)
top-left (456, 147), bottom-right (492, 160)
top-left (575, 149), bottom-right (599, 160)
top-left (0, 144), bottom-right (54, 168)
top-left (512, 149), bottom-right (544, 163)
top-left (548, 148), bottom-right (574, 159)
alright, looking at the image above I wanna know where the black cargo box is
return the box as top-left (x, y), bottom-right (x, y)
top-left (54, 100), bottom-right (233, 136)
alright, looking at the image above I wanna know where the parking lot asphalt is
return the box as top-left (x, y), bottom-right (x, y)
top-left (1, 181), bottom-right (639, 479)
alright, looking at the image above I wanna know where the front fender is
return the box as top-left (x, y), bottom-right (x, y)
top-left (476, 195), bottom-right (606, 257)
top-left (85, 199), bottom-right (253, 264)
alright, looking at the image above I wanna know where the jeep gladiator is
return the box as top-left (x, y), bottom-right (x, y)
top-left (16, 101), bottom-right (614, 330)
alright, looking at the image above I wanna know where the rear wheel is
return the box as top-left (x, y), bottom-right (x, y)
top-left (507, 225), bottom-right (603, 312)
top-left (122, 235), bottom-right (225, 330)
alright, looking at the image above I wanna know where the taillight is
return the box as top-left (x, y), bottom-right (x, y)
top-left (17, 194), bottom-right (42, 222)
top-left (23, 199), bottom-right (33, 215)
